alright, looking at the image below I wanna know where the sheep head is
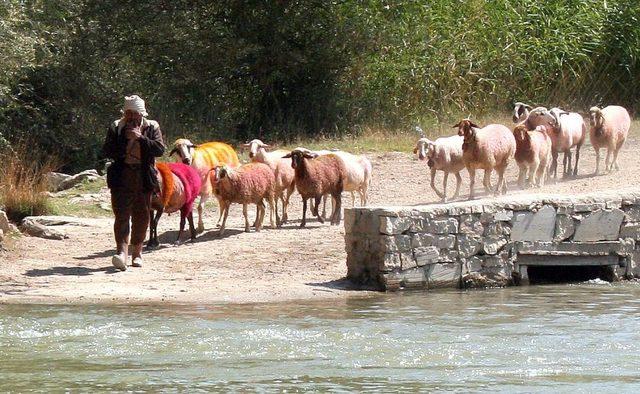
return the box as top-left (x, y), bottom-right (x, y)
top-left (170, 138), bottom-right (197, 165)
top-left (548, 108), bottom-right (570, 133)
top-left (589, 106), bottom-right (604, 129)
top-left (283, 148), bottom-right (317, 169)
top-left (524, 106), bottom-right (552, 130)
top-left (242, 139), bottom-right (269, 159)
top-left (512, 125), bottom-right (530, 143)
top-left (453, 119), bottom-right (479, 141)
top-left (513, 102), bottom-right (532, 123)
top-left (413, 137), bottom-right (435, 162)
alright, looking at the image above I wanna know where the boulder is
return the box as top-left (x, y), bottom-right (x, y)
top-left (20, 218), bottom-right (68, 240)
top-left (46, 172), bottom-right (73, 192)
top-left (51, 169), bottom-right (102, 192)
top-left (0, 211), bottom-right (10, 233)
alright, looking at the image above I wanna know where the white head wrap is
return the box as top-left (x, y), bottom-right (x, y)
top-left (122, 95), bottom-right (148, 117)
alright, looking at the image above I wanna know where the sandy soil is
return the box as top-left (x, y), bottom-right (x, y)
top-left (1, 136), bottom-right (638, 305)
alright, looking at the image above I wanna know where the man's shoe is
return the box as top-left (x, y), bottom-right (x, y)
top-left (132, 257), bottom-right (143, 268)
top-left (112, 254), bottom-right (127, 271)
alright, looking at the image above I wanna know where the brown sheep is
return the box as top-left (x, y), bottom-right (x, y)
top-left (213, 163), bottom-right (276, 235)
top-left (513, 124), bottom-right (552, 188)
top-left (283, 148), bottom-right (346, 227)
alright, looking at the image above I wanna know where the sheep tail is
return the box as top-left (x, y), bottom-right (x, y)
top-left (156, 162), bottom-right (174, 207)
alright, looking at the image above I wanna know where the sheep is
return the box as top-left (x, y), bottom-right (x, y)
top-left (241, 139), bottom-right (295, 225)
top-left (149, 162), bottom-right (202, 247)
top-left (282, 148), bottom-right (346, 227)
top-left (513, 102), bottom-right (532, 123)
top-left (513, 124), bottom-right (552, 188)
top-left (589, 105), bottom-right (631, 174)
top-left (413, 130), bottom-right (465, 202)
top-left (455, 119), bottom-right (516, 200)
top-left (213, 162), bottom-right (276, 235)
top-left (295, 147), bottom-right (372, 218)
top-left (169, 138), bottom-right (240, 233)
top-left (545, 108), bottom-right (587, 179)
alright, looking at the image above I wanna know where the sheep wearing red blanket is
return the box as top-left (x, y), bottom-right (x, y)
top-left (149, 162), bottom-right (202, 247)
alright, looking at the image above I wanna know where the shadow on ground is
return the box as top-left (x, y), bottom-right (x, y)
top-left (24, 266), bottom-right (118, 277)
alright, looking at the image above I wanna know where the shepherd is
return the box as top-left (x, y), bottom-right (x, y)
top-left (102, 95), bottom-right (165, 271)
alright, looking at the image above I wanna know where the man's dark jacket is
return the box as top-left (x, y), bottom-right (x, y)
top-left (102, 118), bottom-right (165, 192)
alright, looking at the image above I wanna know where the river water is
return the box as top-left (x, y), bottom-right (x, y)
top-left (1, 282), bottom-right (640, 391)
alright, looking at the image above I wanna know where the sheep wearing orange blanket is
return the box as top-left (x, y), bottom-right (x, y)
top-left (149, 162), bottom-right (202, 247)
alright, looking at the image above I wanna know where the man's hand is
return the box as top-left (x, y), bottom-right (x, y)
top-left (125, 126), bottom-right (142, 140)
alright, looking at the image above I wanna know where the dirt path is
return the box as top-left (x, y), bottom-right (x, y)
top-left (1, 137), bottom-right (638, 304)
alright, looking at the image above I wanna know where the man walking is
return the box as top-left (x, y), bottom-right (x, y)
top-left (102, 95), bottom-right (165, 271)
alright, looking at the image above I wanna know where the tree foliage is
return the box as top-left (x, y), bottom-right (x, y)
top-left (0, 0), bottom-right (638, 171)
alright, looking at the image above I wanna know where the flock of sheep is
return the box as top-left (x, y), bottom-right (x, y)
top-left (415, 103), bottom-right (631, 201)
top-left (147, 103), bottom-right (630, 246)
top-left (147, 138), bottom-right (372, 245)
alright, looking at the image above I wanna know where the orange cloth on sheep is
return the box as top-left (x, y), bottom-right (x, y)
top-left (155, 163), bottom-right (175, 207)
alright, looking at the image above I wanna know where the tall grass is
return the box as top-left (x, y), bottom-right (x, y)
top-left (0, 144), bottom-right (57, 222)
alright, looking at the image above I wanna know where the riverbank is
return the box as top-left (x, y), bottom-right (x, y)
top-left (2, 136), bottom-right (640, 304)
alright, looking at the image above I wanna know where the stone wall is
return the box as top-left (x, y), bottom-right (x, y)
top-left (344, 189), bottom-right (640, 290)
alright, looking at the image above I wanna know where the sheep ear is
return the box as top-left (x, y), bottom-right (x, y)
top-left (303, 152), bottom-right (318, 159)
top-left (240, 143), bottom-right (250, 148)
top-left (469, 122), bottom-right (479, 129)
top-left (168, 147), bottom-right (178, 156)
top-left (282, 153), bottom-right (292, 158)
top-left (188, 144), bottom-right (197, 150)
top-left (524, 104), bottom-right (532, 110)
top-left (261, 143), bottom-right (270, 148)
top-left (452, 122), bottom-right (461, 128)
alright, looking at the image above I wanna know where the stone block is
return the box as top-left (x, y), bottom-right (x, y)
top-left (438, 249), bottom-right (459, 263)
top-left (516, 240), bottom-right (632, 256)
top-left (623, 206), bottom-right (640, 222)
top-left (457, 234), bottom-right (482, 257)
top-left (574, 203), bottom-right (606, 213)
top-left (426, 263), bottom-right (461, 288)
top-left (379, 216), bottom-right (414, 235)
top-left (459, 214), bottom-right (484, 236)
top-left (414, 246), bottom-right (440, 266)
top-left (484, 222), bottom-right (509, 237)
top-left (621, 222), bottom-right (640, 239)
top-left (382, 267), bottom-right (427, 290)
top-left (573, 209), bottom-right (624, 242)
top-left (493, 210), bottom-right (514, 222)
top-left (379, 235), bottom-right (411, 252)
top-left (482, 237), bottom-right (508, 255)
top-left (400, 250), bottom-right (418, 271)
top-left (411, 234), bottom-right (456, 249)
top-left (381, 253), bottom-right (402, 272)
top-left (554, 215), bottom-right (575, 242)
top-left (511, 205), bottom-right (556, 242)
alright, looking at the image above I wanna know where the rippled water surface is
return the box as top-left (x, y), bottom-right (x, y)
top-left (2, 283), bottom-right (640, 391)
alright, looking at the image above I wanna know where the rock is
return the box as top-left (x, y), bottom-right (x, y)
top-left (381, 252), bottom-right (402, 272)
top-left (379, 235), bottom-right (411, 252)
top-left (379, 216), bottom-right (414, 235)
top-left (511, 205), bottom-right (556, 242)
top-left (0, 211), bottom-right (10, 233)
top-left (20, 218), bottom-right (68, 240)
top-left (100, 202), bottom-right (112, 211)
top-left (554, 215), bottom-right (575, 242)
top-left (55, 169), bottom-right (101, 192)
top-left (623, 206), bottom-right (640, 222)
top-left (573, 209), bottom-right (624, 242)
top-left (426, 263), bottom-right (461, 288)
top-left (21, 215), bottom-right (95, 227)
top-left (69, 193), bottom-right (103, 204)
top-left (382, 267), bottom-right (427, 290)
top-left (493, 210), bottom-right (514, 222)
top-left (46, 172), bottom-right (73, 191)
top-left (414, 246), bottom-right (440, 266)
top-left (459, 214), bottom-right (484, 236)
top-left (457, 234), bottom-right (482, 257)
top-left (620, 222), bottom-right (640, 240)
top-left (427, 218), bottom-right (459, 234)
top-left (482, 237), bottom-right (508, 255)
top-left (410, 234), bottom-right (456, 249)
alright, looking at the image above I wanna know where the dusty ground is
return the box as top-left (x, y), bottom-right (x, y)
top-left (1, 135), bottom-right (638, 305)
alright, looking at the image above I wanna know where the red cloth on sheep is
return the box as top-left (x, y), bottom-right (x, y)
top-left (167, 162), bottom-right (202, 217)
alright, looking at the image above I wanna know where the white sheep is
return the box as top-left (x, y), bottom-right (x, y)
top-left (455, 119), bottom-right (516, 199)
top-left (513, 124), bottom-right (552, 188)
top-left (242, 139), bottom-right (295, 225)
top-left (589, 106), bottom-right (631, 174)
top-left (546, 108), bottom-right (587, 178)
top-left (512, 102), bottom-right (532, 123)
top-left (413, 128), bottom-right (464, 202)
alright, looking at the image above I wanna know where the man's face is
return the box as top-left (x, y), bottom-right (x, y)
top-left (123, 110), bottom-right (142, 124)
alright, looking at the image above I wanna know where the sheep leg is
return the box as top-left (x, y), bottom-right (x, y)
top-left (147, 208), bottom-right (162, 249)
top-left (551, 151), bottom-right (559, 180)
top-left (453, 172), bottom-right (462, 199)
top-left (269, 195), bottom-right (277, 228)
top-left (197, 194), bottom-right (208, 233)
top-left (256, 200), bottom-right (265, 232)
top-left (219, 204), bottom-right (230, 236)
top-left (243, 203), bottom-right (251, 232)
top-left (429, 167), bottom-right (445, 199)
top-left (314, 196), bottom-right (325, 224)
top-left (332, 193), bottom-right (342, 225)
top-left (528, 161), bottom-right (539, 188)
top-left (321, 194), bottom-right (328, 220)
top-left (300, 198), bottom-right (308, 228)
top-left (494, 166), bottom-right (507, 195)
top-left (573, 145), bottom-right (580, 177)
top-left (187, 212), bottom-right (197, 242)
top-left (351, 191), bottom-right (356, 207)
top-left (613, 148), bottom-right (621, 171)
top-left (594, 147), bottom-right (600, 175)
top-left (482, 170), bottom-right (493, 193)
top-left (562, 151), bottom-right (571, 178)
top-left (442, 172), bottom-right (449, 203)
top-left (467, 167), bottom-right (476, 200)
top-left (283, 184), bottom-right (294, 223)
top-left (605, 148), bottom-right (612, 173)
top-left (176, 214), bottom-right (186, 245)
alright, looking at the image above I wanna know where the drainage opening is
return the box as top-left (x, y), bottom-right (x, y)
top-left (527, 265), bottom-right (615, 285)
